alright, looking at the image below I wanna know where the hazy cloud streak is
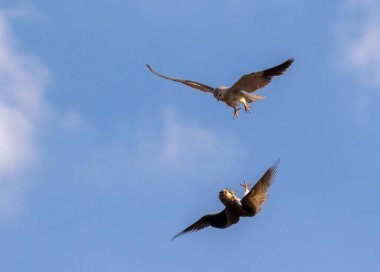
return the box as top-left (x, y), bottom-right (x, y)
top-left (0, 10), bottom-right (49, 215)
top-left (340, 0), bottom-right (380, 86)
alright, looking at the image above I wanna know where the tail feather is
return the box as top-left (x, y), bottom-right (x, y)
top-left (243, 93), bottom-right (266, 103)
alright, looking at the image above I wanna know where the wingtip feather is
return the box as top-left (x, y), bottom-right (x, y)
top-left (270, 159), bottom-right (280, 177)
top-left (146, 64), bottom-right (153, 72)
top-left (273, 158), bottom-right (280, 168)
top-left (171, 231), bottom-right (184, 241)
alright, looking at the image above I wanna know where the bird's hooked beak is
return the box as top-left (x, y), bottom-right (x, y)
top-left (213, 89), bottom-right (220, 101)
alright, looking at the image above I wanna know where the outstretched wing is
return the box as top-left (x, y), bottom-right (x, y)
top-left (241, 160), bottom-right (279, 215)
top-left (146, 64), bottom-right (214, 93)
top-left (229, 58), bottom-right (294, 93)
top-left (171, 210), bottom-right (228, 241)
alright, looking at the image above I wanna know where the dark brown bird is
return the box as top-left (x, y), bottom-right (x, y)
top-left (171, 160), bottom-right (279, 240)
top-left (147, 59), bottom-right (294, 119)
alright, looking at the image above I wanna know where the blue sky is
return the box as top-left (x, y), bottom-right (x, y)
top-left (0, 0), bottom-right (379, 271)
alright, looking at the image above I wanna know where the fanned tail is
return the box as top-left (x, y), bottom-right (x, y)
top-left (243, 93), bottom-right (266, 103)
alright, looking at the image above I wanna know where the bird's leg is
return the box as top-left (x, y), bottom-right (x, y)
top-left (242, 101), bottom-right (251, 113)
top-left (233, 107), bottom-right (240, 119)
top-left (240, 181), bottom-right (251, 196)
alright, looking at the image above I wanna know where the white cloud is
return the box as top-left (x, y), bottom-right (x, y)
top-left (339, 0), bottom-right (380, 86)
top-left (80, 107), bottom-right (241, 187)
top-left (62, 110), bottom-right (83, 131)
top-left (159, 108), bottom-right (220, 169)
top-left (0, 10), bottom-right (49, 215)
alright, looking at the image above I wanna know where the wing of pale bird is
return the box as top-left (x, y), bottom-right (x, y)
top-left (241, 160), bottom-right (279, 215)
top-left (171, 210), bottom-right (228, 241)
top-left (229, 58), bottom-right (294, 93)
top-left (146, 64), bottom-right (214, 93)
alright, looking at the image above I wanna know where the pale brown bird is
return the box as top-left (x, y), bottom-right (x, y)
top-left (147, 59), bottom-right (294, 119)
top-left (171, 160), bottom-right (279, 240)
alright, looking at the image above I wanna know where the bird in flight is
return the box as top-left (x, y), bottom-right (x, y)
top-left (146, 59), bottom-right (294, 119)
top-left (171, 160), bottom-right (279, 240)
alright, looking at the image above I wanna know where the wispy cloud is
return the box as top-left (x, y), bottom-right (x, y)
top-left (338, 0), bottom-right (380, 86)
top-left (158, 107), bottom-right (236, 170)
top-left (0, 10), bottom-right (49, 215)
top-left (62, 110), bottom-right (83, 131)
top-left (80, 107), bottom-right (241, 188)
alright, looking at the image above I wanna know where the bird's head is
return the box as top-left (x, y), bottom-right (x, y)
top-left (213, 86), bottom-right (227, 101)
top-left (219, 188), bottom-right (237, 205)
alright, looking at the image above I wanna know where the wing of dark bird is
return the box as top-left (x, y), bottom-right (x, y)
top-left (146, 64), bottom-right (214, 94)
top-left (229, 58), bottom-right (294, 93)
top-left (241, 160), bottom-right (279, 215)
top-left (171, 210), bottom-right (228, 241)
